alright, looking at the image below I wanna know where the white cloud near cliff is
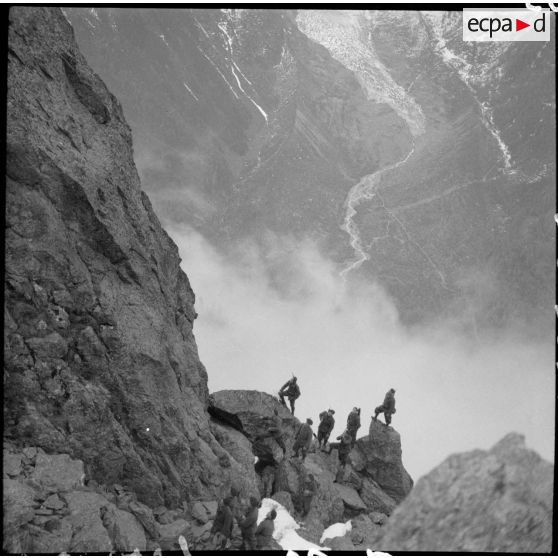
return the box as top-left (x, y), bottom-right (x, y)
top-left (168, 224), bottom-right (554, 480)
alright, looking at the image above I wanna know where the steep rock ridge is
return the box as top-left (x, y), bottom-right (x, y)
top-left (376, 433), bottom-right (553, 552)
top-left (353, 419), bottom-right (413, 504)
top-left (209, 390), bottom-right (413, 547)
top-left (5, 6), bottom-right (257, 511)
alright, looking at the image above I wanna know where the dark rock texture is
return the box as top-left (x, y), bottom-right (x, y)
top-left (352, 418), bottom-right (413, 504)
top-left (377, 433), bottom-right (553, 552)
top-left (5, 6), bottom-right (255, 510)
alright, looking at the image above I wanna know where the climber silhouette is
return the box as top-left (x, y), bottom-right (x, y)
top-left (373, 388), bottom-right (396, 426)
top-left (278, 375), bottom-right (300, 413)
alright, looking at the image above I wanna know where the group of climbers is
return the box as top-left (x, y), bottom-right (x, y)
top-left (277, 376), bottom-right (398, 465)
top-left (210, 490), bottom-right (278, 551)
top-left (279, 375), bottom-right (396, 433)
top-left (207, 382), bottom-right (397, 550)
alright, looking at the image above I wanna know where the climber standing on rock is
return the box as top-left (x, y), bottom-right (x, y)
top-left (373, 388), bottom-right (396, 426)
top-left (292, 418), bottom-right (314, 461)
top-left (256, 508), bottom-right (277, 550)
top-left (317, 409), bottom-right (335, 450)
top-left (211, 496), bottom-right (234, 549)
top-left (279, 375), bottom-right (300, 414)
top-left (239, 496), bottom-right (261, 551)
top-left (346, 407), bottom-right (361, 447)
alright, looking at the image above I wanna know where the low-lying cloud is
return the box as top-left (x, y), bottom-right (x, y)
top-left (168, 224), bottom-right (554, 480)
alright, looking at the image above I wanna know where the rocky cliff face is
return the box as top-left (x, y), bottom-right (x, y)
top-left (376, 433), bottom-right (553, 552)
top-left (4, 7), bottom-right (412, 553)
top-left (5, 6), bottom-right (257, 513)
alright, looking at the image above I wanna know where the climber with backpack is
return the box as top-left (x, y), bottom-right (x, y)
top-left (317, 409), bottom-right (335, 450)
top-left (346, 407), bottom-right (361, 447)
top-left (267, 408), bottom-right (286, 457)
top-left (373, 388), bottom-right (396, 426)
top-left (292, 418), bottom-right (314, 461)
top-left (279, 375), bottom-right (300, 414)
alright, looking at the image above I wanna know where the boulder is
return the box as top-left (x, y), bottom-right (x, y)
top-left (127, 499), bottom-right (160, 539)
top-left (43, 494), bottom-right (66, 510)
top-left (358, 477), bottom-right (397, 515)
top-left (103, 506), bottom-right (147, 552)
top-left (353, 420), bottom-right (413, 504)
top-left (210, 420), bottom-right (260, 495)
top-left (157, 519), bottom-right (190, 551)
top-left (31, 451), bottom-right (84, 491)
top-left (63, 490), bottom-right (113, 553)
top-left (350, 514), bottom-right (383, 550)
top-left (322, 534), bottom-right (355, 550)
top-left (331, 483), bottom-right (367, 514)
top-left (3, 479), bottom-right (36, 553)
top-left (3, 452), bottom-right (22, 477)
top-left (378, 433), bottom-right (553, 552)
top-left (190, 502), bottom-right (208, 524)
top-left (210, 390), bottom-right (300, 462)
top-left (27, 518), bottom-right (73, 554)
top-left (201, 500), bottom-right (218, 519)
top-left (189, 521), bottom-right (213, 548)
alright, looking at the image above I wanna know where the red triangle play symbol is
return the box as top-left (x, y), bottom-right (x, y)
top-left (516, 18), bottom-right (530, 32)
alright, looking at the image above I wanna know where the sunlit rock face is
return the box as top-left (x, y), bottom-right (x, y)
top-left (64, 8), bottom-right (554, 333)
top-left (376, 433), bottom-right (553, 552)
top-left (5, 6), bottom-right (257, 510)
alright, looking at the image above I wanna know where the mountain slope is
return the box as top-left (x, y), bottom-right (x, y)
top-left (5, 6), bottom-right (257, 509)
top-left (63, 8), bottom-right (555, 333)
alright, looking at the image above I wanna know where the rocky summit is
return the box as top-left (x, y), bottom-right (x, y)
top-left (377, 433), bottom-right (554, 552)
top-left (4, 6), bottom-right (553, 554)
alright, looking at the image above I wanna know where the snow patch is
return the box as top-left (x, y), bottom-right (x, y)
top-left (320, 521), bottom-right (352, 544)
top-left (258, 498), bottom-right (330, 551)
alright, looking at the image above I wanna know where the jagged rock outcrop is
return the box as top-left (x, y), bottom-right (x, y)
top-left (2, 443), bottom-right (197, 553)
top-left (209, 390), bottom-right (300, 464)
top-left (352, 418), bottom-right (413, 505)
top-left (376, 433), bottom-right (553, 552)
top-left (5, 5), bottom-right (257, 517)
top-left (209, 389), bottom-right (413, 546)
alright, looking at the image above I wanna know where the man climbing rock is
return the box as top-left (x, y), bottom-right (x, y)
top-left (256, 508), bottom-right (277, 550)
top-left (239, 496), bottom-right (261, 551)
top-left (329, 430), bottom-right (353, 483)
top-left (301, 473), bottom-right (318, 516)
top-left (279, 376), bottom-right (300, 414)
top-left (268, 408), bottom-right (287, 457)
top-left (211, 496), bottom-right (234, 549)
top-left (346, 407), bottom-right (361, 447)
top-left (374, 388), bottom-right (396, 426)
top-left (292, 418), bottom-right (313, 461)
top-left (317, 409), bottom-right (335, 450)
